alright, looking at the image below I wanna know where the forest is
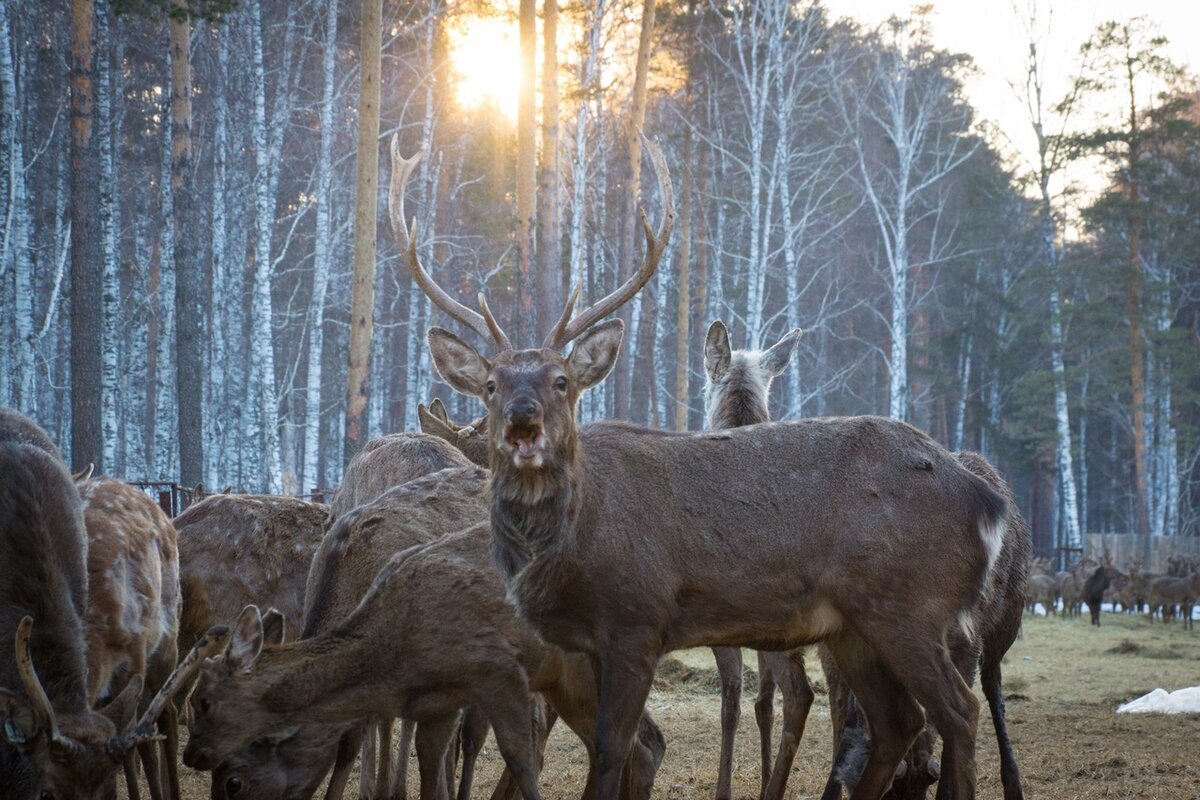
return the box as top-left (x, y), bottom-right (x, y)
top-left (1, 0), bottom-right (1198, 558)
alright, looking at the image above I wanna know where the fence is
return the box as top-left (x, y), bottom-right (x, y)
top-left (126, 481), bottom-right (195, 517)
top-left (1084, 533), bottom-right (1200, 572)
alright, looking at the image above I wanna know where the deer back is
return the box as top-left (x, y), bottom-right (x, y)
top-left (176, 494), bottom-right (329, 655)
top-left (0, 407), bottom-right (64, 463)
top-left (329, 432), bottom-right (473, 519)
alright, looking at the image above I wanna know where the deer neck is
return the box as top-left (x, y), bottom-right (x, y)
top-left (253, 633), bottom-right (382, 727)
top-left (490, 445), bottom-right (583, 585)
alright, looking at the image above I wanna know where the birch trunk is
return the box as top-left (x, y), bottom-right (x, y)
top-left (206, 24), bottom-right (229, 486)
top-left (303, 0), bottom-right (337, 491)
top-left (515, 0), bottom-right (536, 342)
top-left (97, 5), bottom-right (119, 471)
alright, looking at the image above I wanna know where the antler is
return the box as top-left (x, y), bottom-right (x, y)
top-left (108, 624), bottom-right (231, 756)
top-left (388, 135), bottom-right (512, 351)
top-left (13, 617), bottom-right (81, 756)
top-left (543, 135), bottom-right (674, 350)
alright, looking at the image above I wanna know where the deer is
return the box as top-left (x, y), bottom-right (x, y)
top-left (77, 475), bottom-right (182, 800)
top-left (0, 429), bottom-right (195, 800)
top-left (1147, 572), bottom-right (1199, 629)
top-left (418, 398), bottom-right (490, 468)
top-left (176, 493), bottom-right (330, 655)
top-left (196, 466), bottom-right (665, 800)
top-left (397, 136), bottom-right (1007, 800)
top-left (819, 451), bottom-right (1031, 800)
top-left (1025, 559), bottom-right (1058, 616)
top-left (1082, 557), bottom-right (1118, 627)
top-left (0, 406), bottom-right (63, 462)
top-left (701, 320), bottom-right (808, 800)
top-left (330, 431), bottom-right (473, 518)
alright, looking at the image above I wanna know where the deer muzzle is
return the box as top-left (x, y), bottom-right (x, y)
top-left (503, 399), bottom-right (546, 466)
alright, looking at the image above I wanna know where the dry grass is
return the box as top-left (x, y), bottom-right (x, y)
top-left (150, 613), bottom-right (1200, 799)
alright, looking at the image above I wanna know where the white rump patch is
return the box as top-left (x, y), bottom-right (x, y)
top-left (979, 514), bottom-right (1005, 578)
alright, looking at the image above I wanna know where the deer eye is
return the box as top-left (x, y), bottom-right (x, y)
top-left (225, 776), bottom-right (244, 797)
top-left (39, 791), bottom-right (55, 800)
top-left (554, 376), bottom-right (568, 391)
top-left (197, 697), bottom-right (211, 716)
top-left (486, 381), bottom-right (496, 395)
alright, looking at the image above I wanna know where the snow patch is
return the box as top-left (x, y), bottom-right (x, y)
top-left (1116, 687), bottom-right (1200, 715)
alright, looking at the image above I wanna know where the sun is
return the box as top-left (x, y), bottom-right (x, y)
top-left (448, 14), bottom-right (521, 121)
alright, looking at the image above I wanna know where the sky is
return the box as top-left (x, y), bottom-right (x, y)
top-left (823, 0), bottom-right (1200, 178)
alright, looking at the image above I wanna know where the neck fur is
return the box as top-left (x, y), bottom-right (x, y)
top-left (490, 443), bottom-right (580, 583)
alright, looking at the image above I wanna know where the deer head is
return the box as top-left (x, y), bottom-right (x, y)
top-left (390, 133), bottom-right (673, 475)
top-left (0, 616), bottom-right (222, 800)
top-left (184, 606), bottom-right (287, 771)
top-left (703, 320), bottom-right (803, 429)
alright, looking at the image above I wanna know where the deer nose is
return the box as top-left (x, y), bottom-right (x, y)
top-left (505, 398), bottom-right (541, 426)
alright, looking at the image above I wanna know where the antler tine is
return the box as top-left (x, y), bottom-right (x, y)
top-left (478, 293), bottom-right (513, 351)
top-left (388, 135), bottom-right (510, 350)
top-left (112, 624), bottom-right (232, 753)
top-left (540, 284), bottom-right (582, 349)
top-left (551, 135), bottom-right (674, 349)
top-left (13, 617), bottom-right (77, 754)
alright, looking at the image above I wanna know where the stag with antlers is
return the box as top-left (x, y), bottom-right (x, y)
top-left (392, 136), bottom-right (1008, 800)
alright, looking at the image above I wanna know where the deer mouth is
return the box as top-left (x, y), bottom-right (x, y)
top-left (504, 424), bottom-right (546, 466)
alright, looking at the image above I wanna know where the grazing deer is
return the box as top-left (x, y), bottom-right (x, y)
top-left (78, 476), bottom-right (182, 800)
top-left (195, 467), bottom-right (665, 800)
top-left (176, 494), bottom-right (329, 654)
top-left (330, 432), bottom-right (473, 519)
top-left (820, 452), bottom-right (1030, 800)
top-left (0, 434), bottom-right (182, 800)
top-left (702, 320), bottom-right (807, 800)
top-left (418, 398), bottom-right (490, 468)
top-left (399, 138), bottom-right (1006, 800)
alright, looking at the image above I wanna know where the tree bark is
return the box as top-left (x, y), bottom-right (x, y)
top-left (516, 0), bottom-right (537, 343)
top-left (674, 128), bottom-right (693, 431)
top-left (70, 0), bottom-right (102, 472)
top-left (537, 0), bottom-right (561, 328)
top-left (344, 0), bottom-right (382, 463)
top-left (170, 0), bottom-right (203, 487)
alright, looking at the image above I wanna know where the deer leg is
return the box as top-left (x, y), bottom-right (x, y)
top-left (160, 703), bottom-right (181, 800)
top-left (981, 661), bottom-right (1024, 800)
top-left (123, 753), bottom-right (143, 800)
top-left (325, 726), bottom-right (366, 800)
top-left (479, 680), bottom-right (543, 800)
top-left (362, 720), bottom-right (380, 800)
top-left (391, 720), bottom-right (414, 800)
top-left (825, 636), bottom-right (925, 800)
top-left (377, 720), bottom-right (395, 800)
top-left (138, 738), bottom-right (165, 800)
top-left (415, 714), bottom-right (458, 800)
top-left (620, 711), bottom-right (666, 800)
top-left (753, 650), bottom-right (776, 797)
top-left (711, 646), bottom-right (742, 800)
top-left (759, 649), bottom-right (814, 800)
top-left (457, 706), bottom-right (491, 800)
top-left (593, 640), bottom-right (659, 800)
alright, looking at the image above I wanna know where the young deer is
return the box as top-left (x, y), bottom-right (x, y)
top-left (398, 139), bottom-right (1006, 800)
top-left (702, 321), bottom-right (807, 800)
top-left (417, 398), bottom-right (490, 468)
top-left (0, 430), bottom-right (192, 800)
top-left (78, 476), bottom-right (182, 800)
top-left (176, 493), bottom-right (330, 655)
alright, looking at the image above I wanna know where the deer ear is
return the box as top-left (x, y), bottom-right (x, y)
top-left (705, 321), bottom-right (731, 379)
top-left (261, 608), bottom-right (286, 646)
top-left (428, 397), bottom-right (450, 423)
top-left (418, 404), bottom-right (456, 441)
top-left (760, 328), bottom-right (803, 377)
top-left (0, 689), bottom-right (38, 748)
top-left (227, 606), bottom-right (265, 672)
top-left (428, 328), bottom-right (491, 397)
top-left (98, 674), bottom-right (143, 733)
top-left (567, 320), bottom-right (624, 390)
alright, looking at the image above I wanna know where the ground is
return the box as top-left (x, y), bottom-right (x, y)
top-left (155, 613), bottom-right (1200, 800)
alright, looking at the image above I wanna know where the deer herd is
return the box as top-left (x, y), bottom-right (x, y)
top-left (1, 140), bottom-right (1196, 800)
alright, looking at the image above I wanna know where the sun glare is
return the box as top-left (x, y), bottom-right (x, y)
top-left (448, 15), bottom-right (521, 121)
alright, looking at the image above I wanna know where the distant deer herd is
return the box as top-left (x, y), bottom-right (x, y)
top-left (1, 140), bottom-right (1196, 800)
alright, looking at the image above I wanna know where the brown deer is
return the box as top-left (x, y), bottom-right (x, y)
top-left (194, 467), bottom-right (665, 800)
top-left (78, 475), bottom-right (182, 800)
top-left (330, 431), bottom-right (473, 518)
top-left (1147, 572), bottom-right (1200, 629)
top-left (418, 398), bottom-right (490, 468)
top-left (1082, 557), bottom-right (1118, 627)
top-left (0, 432), bottom-right (189, 800)
top-left (1024, 559), bottom-right (1058, 616)
top-left (702, 320), bottom-right (807, 800)
top-left (400, 138), bottom-right (1007, 800)
top-left (820, 452), bottom-right (1031, 800)
top-left (0, 406), bottom-right (63, 461)
top-left (176, 494), bottom-right (330, 654)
